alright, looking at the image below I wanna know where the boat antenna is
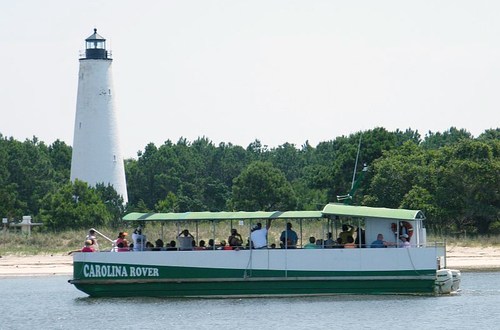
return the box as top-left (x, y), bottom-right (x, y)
top-left (351, 134), bottom-right (362, 191)
top-left (337, 134), bottom-right (367, 204)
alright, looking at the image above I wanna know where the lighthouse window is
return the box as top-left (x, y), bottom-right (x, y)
top-left (79, 122), bottom-right (82, 129)
top-left (113, 155), bottom-right (117, 162)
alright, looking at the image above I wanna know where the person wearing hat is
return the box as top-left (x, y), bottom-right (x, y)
top-left (399, 234), bottom-right (411, 248)
top-left (250, 219), bottom-right (272, 249)
top-left (114, 231), bottom-right (129, 252)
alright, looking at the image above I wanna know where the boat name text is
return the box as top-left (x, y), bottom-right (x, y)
top-left (83, 264), bottom-right (159, 278)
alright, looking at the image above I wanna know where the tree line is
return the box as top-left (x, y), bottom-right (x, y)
top-left (0, 127), bottom-right (498, 234)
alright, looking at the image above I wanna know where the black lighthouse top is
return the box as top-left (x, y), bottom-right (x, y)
top-left (84, 29), bottom-right (110, 59)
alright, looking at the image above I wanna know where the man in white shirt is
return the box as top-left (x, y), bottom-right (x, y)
top-left (132, 227), bottom-right (147, 251)
top-left (250, 219), bottom-right (271, 249)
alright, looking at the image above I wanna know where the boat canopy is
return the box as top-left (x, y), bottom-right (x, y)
top-left (123, 210), bottom-right (324, 222)
top-left (321, 203), bottom-right (425, 220)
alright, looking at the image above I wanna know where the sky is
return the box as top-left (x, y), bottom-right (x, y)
top-left (1, 1), bottom-right (499, 158)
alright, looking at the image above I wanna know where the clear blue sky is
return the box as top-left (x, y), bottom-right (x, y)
top-left (1, 1), bottom-right (499, 158)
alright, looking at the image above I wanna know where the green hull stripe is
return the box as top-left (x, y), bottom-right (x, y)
top-left (71, 261), bottom-right (436, 297)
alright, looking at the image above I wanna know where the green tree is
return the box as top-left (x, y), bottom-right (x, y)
top-left (231, 161), bottom-right (297, 211)
top-left (38, 180), bottom-right (112, 231)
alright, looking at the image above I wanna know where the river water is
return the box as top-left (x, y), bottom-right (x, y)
top-left (0, 272), bottom-right (498, 329)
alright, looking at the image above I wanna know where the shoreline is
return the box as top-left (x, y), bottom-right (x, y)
top-left (0, 246), bottom-right (499, 277)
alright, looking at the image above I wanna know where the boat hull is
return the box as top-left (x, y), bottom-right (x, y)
top-left (70, 248), bottom-right (441, 297)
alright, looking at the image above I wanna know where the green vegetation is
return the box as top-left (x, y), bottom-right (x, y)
top-left (0, 126), bottom-right (498, 242)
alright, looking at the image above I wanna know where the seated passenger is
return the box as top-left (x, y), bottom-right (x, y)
top-left (304, 236), bottom-right (318, 249)
top-left (228, 229), bottom-right (243, 248)
top-left (370, 234), bottom-right (388, 248)
top-left (207, 239), bottom-right (216, 250)
top-left (344, 236), bottom-right (356, 248)
top-left (153, 239), bottom-right (164, 251)
top-left (339, 224), bottom-right (355, 245)
top-left (81, 240), bottom-right (95, 252)
top-left (399, 234), bottom-right (411, 248)
top-left (195, 240), bottom-right (206, 250)
top-left (219, 240), bottom-right (232, 250)
top-left (280, 222), bottom-right (298, 249)
top-left (324, 232), bottom-right (335, 248)
top-left (166, 240), bottom-right (177, 251)
top-left (145, 241), bottom-right (154, 250)
top-left (116, 242), bottom-right (129, 252)
top-left (113, 231), bottom-right (129, 251)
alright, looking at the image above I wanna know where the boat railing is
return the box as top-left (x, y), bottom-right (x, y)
top-left (89, 227), bottom-right (114, 244)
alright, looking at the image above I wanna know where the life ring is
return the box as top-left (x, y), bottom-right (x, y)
top-left (391, 221), bottom-right (414, 241)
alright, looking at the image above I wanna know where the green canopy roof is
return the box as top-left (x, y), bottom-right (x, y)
top-left (122, 205), bottom-right (424, 222)
top-left (123, 210), bottom-right (323, 222)
top-left (321, 203), bottom-right (425, 220)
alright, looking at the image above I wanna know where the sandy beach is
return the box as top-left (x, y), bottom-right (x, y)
top-left (0, 246), bottom-right (499, 277)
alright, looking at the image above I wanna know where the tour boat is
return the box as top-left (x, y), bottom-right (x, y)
top-left (69, 203), bottom-right (460, 297)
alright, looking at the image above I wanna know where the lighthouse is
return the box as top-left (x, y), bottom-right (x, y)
top-left (70, 29), bottom-right (128, 203)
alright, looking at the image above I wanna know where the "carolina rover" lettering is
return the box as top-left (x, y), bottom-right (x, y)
top-left (83, 264), bottom-right (159, 278)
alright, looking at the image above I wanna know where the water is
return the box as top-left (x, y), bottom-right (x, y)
top-left (1, 272), bottom-right (498, 329)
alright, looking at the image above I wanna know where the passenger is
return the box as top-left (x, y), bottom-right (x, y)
top-left (316, 238), bottom-right (324, 248)
top-left (113, 231), bottom-right (128, 251)
top-left (344, 236), bottom-right (356, 248)
top-left (207, 239), bottom-right (216, 250)
top-left (153, 239), bottom-right (164, 251)
top-left (81, 240), bottom-right (95, 252)
top-left (68, 239), bottom-right (95, 254)
top-left (304, 236), bottom-right (318, 249)
top-left (270, 243), bottom-right (276, 249)
top-left (339, 224), bottom-right (355, 244)
top-left (250, 219), bottom-right (271, 249)
top-left (228, 229), bottom-right (243, 248)
top-left (279, 222), bottom-right (298, 249)
top-left (178, 229), bottom-right (194, 251)
top-left (166, 240), bottom-right (177, 251)
top-left (324, 232), bottom-right (335, 248)
top-left (85, 229), bottom-right (99, 251)
top-left (220, 240), bottom-right (232, 250)
top-left (116, 242), bottom-right (129, 252)
top-left (354, 227), bottom-right (366, 248)
top-left (370, 234), bottom-right (389, 248)
top-left (145, 241), bottom-right (154, 250)
top-left (332, 237), bottom-right (344, 248)
top-left (195, 240), bottom-right (206, 250)
top-left (132, 227), bottom-right (147, 251)
top-left (153, 238), bottom-right (165, 251)
top-left (399, 234), bottom-right (411, 248)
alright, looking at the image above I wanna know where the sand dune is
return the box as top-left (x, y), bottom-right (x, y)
top-left (0, 246), bottom-right (498, 277)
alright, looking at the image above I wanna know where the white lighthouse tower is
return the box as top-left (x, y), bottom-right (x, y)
top-left (70, 29), bottom-right (128, 203)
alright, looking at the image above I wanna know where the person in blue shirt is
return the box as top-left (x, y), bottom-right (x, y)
top-left (370, 233), bottom-right (389, 248)
top-left (280, 222), bottom-right (298, 249)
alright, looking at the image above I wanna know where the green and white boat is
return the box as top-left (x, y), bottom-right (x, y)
top-left (69, 203), bottom-right (460, 297)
